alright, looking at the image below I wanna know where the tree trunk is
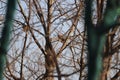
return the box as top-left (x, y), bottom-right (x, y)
top-left (44, 47), bottom-right (56, 80)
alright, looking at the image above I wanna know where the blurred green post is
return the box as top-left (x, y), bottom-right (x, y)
top-left (85, 0), bottom-right (120, 80)
top-left (0, 0), bottom-right (16, 80)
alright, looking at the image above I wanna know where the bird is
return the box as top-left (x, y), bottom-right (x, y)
top-left (22, 24), bottom-right (29, 33)
top-left (58, 33), bottom-right (66, 42)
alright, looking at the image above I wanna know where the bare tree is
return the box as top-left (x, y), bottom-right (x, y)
top-left (0, 0), bottom-right (119, 80)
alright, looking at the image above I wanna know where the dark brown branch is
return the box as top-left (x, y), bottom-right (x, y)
top-left (33, 0), bottom-right (47, 34)
top-left (20, 33), bottom-right (27, 80)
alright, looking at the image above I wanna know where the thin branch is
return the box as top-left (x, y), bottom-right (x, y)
top-left (33, 0), bottom-right (47, 34)
top-left (29, 28), bottom-right (46, 55)
top-left (20, 33), bottom-right (27, 80)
